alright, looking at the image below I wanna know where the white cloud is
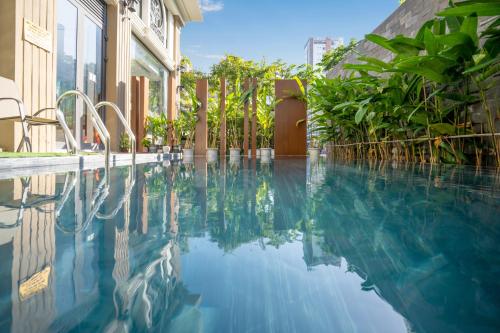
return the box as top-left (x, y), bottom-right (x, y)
top-left (200, 54), bottom-right (224, 60)
top-left (200, 0), bottom-right (224, 13)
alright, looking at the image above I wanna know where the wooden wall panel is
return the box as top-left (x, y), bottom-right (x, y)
top-left (195, 79), bottom-right (208, 156)
top-left (274, 80), bottom-right (307, 157)
top-left (0, 0), bottom-right (57, 152)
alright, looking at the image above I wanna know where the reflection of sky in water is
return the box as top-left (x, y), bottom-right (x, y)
top-left (0, 159), bottom-right (498, 333)
top-left (182, 237), bottom-right (408, 333)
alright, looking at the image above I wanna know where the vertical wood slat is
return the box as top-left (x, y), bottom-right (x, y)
top-left (22, 0), bottom-right (32, 152)
top-left (140, 77), bottom-right (149, 150)
top-left (195, 79), bottom-right (208, 156)
top-left (219, 78), bottom-right (226, 156)
top-left (32, 0), bottom-right (40, 152)
top-left (243, 79), bottom-right (250, 158)
top-left (48, 0), bottom-right (56, 151)
top-left (251, 78), bottom-right (257, 159)
top-left (39, 0), bottom-right (47, 151)
top-left (275, 80), bottom-right (308, 157)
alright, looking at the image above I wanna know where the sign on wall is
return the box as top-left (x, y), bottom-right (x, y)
top-left (24, 19), bottom-right (52, 52)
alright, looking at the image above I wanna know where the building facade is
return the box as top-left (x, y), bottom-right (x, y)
top-left (304, 37), bottom-right (343, 68)
top-left (0, 0), bottom-right (202, 152)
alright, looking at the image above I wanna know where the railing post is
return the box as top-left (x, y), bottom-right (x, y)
top-left (195, 79), bottom-right (208, 156)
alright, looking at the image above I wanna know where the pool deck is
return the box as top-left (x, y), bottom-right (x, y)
top-left (0, 153), bottom-right (181, 179)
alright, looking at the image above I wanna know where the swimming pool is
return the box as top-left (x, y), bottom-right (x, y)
top-left (0, 158), bottom-right (499, 332)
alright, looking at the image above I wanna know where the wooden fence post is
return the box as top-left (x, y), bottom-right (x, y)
top-left (252, 78), bottom-right (258, 159)
top-left (195, 79), bottom-right (208, 156)
top-left (243, 79), bottom-right (250, 158)
top-left (220, 78), bottom-right (226, 157)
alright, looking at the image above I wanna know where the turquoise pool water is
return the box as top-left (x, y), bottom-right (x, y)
top-left (0, 158), bottom-right (499, 332)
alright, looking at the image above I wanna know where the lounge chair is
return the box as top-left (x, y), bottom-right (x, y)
top-left (0, 76), bottom-right (60, 152)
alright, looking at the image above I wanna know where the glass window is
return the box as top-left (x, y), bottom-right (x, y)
top-left (130, 36), bottom-right (169, 115)
top-left (150, 0), bottom-right (165, 43)
top-left (132, 0), bottom-right (142, 18)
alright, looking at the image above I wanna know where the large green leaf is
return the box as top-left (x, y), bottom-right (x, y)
top-left (437, 3), bottom-right (500, 16)
top-left (343, 64), bottom-right (385, 73)
top-left (365, 34), bottom-right (397, 53)
top-left (430, 123), bottom-right (457, 136)
top-left (355, 105), bottom-right (368, 124)
top-left (394, 56), bottom-right (455, 83)
top-left (460, 14), bottom-right (479, 46)
top-left (424, 28), bottom-right (439, 55)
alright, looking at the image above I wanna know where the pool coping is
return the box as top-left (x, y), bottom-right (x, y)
top-left (0, 153), bottom-right (181, 179)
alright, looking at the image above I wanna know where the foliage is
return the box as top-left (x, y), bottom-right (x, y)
top-left (145, 113), bottom-right (170, 146)
top-left (119, 132), bottom-right (131, 151)
top-left (309, 1), bottom-right (500, 166)
top-left (319, 39), bottom-right (358, 71)
top-left (176, 90), bottom-right (199, 149)
top-left (207, 97), bottom-right (221, 148)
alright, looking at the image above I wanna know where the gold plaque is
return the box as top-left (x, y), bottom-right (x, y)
top-left (24, 19), bottom-right (52, 52)
top-left (19, 266), bottom-right (51, 301)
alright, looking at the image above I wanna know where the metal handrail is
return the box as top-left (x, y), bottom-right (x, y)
top-left (55, 172), bottom-right (109, 234)
top-left (95, 101), bottom-right (136, 164)
top-left (95, 164), bottom-right (136, 220)
top-left (56, 90), bottom-right (111, 173)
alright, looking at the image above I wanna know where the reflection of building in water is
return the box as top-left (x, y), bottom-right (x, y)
top-left (302, 233), bottom-right (341, 269)
top-left (0, 166), bottom-right (202, 331)
top-left (0, 172), bottom-right (104, 332)
top-left (0, 175), bottom-right (57, 333)
top-left (107, 169), bottom-right (202, 332)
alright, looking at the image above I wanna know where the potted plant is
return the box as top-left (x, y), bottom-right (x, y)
top-left (226, 82), bottom-right (254, 160)
top-left (119, 132), bottom-right (131, 153)
top-left (145, 113), bottom-right (169, 153)
top-left (179, 91), bottom-right (198, 159)
top-left (141, 137), bottom-right (152, 153)
top-left (257, 88), bottom-right (278, 162)
top-left (207, 97), bottom-right (220, 162)
top-left (308, 137), bottom-right (321, 161)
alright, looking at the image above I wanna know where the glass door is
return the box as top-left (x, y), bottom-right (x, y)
top-left (56, 0), bottom-right (78, 150)
top-left (56, 0), bottom-right (105, 151)
top-left (81, 17), bottom-right (104, 149)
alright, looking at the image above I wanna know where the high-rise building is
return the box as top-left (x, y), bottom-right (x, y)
top-left (304, 37), bottom-right (344, 68)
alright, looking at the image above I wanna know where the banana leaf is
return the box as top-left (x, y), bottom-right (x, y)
top-left (437, 2), bottom-right (500, 17)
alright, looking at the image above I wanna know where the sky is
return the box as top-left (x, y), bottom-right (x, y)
top-left (181, 0), bottom-right (401, 73)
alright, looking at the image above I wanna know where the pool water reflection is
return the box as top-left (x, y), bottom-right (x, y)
top-left (0, 158), bottom-right (499, 332)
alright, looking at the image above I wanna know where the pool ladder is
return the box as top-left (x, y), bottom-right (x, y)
top-left (56, 90), bottom-right (137, 175)
top-left (55, 164), bottom-right (136, 234)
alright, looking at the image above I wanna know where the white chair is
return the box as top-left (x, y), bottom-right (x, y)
top-left (0, 76), bottom-right (60, 152)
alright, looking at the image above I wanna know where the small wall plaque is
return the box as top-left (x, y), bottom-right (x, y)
top-left (24, 18), bottom-right (52, 52)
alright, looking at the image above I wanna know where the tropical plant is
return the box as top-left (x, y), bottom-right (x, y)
top-left (144, 113), bottom-right (169, 146)
top-left (309, 0), bottom-right (500, 166)
top-left (176, 91), bottom-right (199, 149)
top-left (257, 84), bottom-right (278, 148)
top-left (207, 97), bottom-right (221, 148)
top-left (320, 38), bottom-right (358, 71)
top-left (119, 132), bottom-right (131, 152)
